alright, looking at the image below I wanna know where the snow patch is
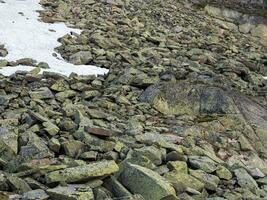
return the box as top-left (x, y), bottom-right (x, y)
top-left (0, 0), bottom-right (109, 76)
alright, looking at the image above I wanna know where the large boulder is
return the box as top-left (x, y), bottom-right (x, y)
top-left (140, 82), bottom-right (267, 157)
top-left (118, 163), bottom-right (176, 200)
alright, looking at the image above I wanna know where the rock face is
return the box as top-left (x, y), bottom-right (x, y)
top-left (141, 82), bottom-right (267, 157)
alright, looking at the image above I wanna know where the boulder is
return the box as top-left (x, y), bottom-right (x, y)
top-left (119, 163), bottom-right (176, 200)
top-left (45, 160), bottom-right (119, 183)
top-left (47, 185), bottom-right (93, 200)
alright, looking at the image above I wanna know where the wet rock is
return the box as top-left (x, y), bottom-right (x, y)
top-left (47, 185), bottom-right (93, 200)
top-left (46, 160), bottom-right (119, 183)
top-left (119, 163), bottom-right (176, 200)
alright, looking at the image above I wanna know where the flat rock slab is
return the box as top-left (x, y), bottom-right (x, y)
top-left (47, 185), bottom-right (94, 200)
top-left (119, 163), bottom-right (176, 200)
top-left (45, 160), bottom-right (119, 183)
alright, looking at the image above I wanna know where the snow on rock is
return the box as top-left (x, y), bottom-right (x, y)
top-left (0, 0), bottom-right (109, 76)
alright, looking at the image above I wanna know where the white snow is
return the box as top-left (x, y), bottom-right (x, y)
top-left (0, 0), bottom-right (109, 76)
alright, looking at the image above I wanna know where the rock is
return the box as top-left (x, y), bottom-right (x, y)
top-left (50, 79), bottom-right (70, 92)
top-left (82, 90), bottom-right (101, 99)
top-left (119, 163), bottom-right (176, 200)
top-left (189, 169), bottom-right (220, 191)
top-left (188, 156), bottom-right (217, 173)
top-left (84, 127), bottom-right (114, 137)
top-left (16, 58), bottom-right (37, 66)
top-left (79, 151), bottom-right (98, 160)
top-left (45, 160), bottom-right (119, 183)
top-left (29, 87), bottom-right (54, 99)
top-left (7, 176), bottom-right (31, 193)
top-left (62, 140), bottom-right (85, 157)
top-left (0, 49), bottom-right (8, 57)
top-left (0, 127), bottom-right (18, 161)
top-left (234, 168), bottom-right (259, 193)
top-left (167, 161), bottom-right (188, 173)
top-left (0, 174), bottom-right (9, 191)
top-left (19, 131), bottom-right (52, 159)
top-left (0, 59), bottom-right (8, 67)
top-left (69, 51), bottom-right (93, 65)
top-left (37, 62), bottom-right (50, 69)
top-left (104, 176), bottom-right (132, 198)
top-left (21, 189), bottom-right (49, 200)
top-left (134, 146), bottom-right (166, 165)
top-left (48, 138), bottom-right (61, 153)
top-left (47, 185), bottom-right (94, 200)
top-left (164, 170), bottom-right (205, 192)
top-left (43, 121), bottom-right (60, 136)
top-left (238, 135), bottom-right (254, 151)
top-left (215, 166), bottom-right (232, 180)
top-left (140, 83), bottom-right (237, 116)
top-left (55, 90), bottom-right (77, 102)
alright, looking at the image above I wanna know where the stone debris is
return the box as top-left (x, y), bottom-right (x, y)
top-left (0, 0), bottom-right (266, 199)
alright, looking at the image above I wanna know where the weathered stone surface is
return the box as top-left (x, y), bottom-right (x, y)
top-left (7, 176), bottom-right (31, 193)
top-left (69, 51), bottom-right (93, 65)
top-left (164, 171), bottom-right (205, 192)
top-left (47, 185), bottom-right (94, 200)
top-left (62, 140), bottom-right (85, 157)
top-left (46, 160), bottom-right (119, 183)
top-left (119, 163), bottom-right (176, 200)
top-left (188, 156), bottom-right (217, 173)
top-left (234, 168), bottom-right (259, 192)
top-left (0, 128), bottom-right (18, 161)
top-left (21, 189), bottom-right (49, 200)
top-left (189, 169), bottom-right (220, 191)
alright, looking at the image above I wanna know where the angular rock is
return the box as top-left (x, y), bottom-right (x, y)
top-left (188, 156), bottom-right (217, 173)
top-left (0, 127), bottom-right (18, 161)
top-left (69, 51), bottom-right (93, 65)
top-left (84, 127), bottom-right (114, 137)
top-left (164, 171), bottom-right (205, 192)
top-left (189, 169), bottom-right (220, 191)
top-left (215, 165), bottom-right (232, 180)
top-left (7, 176), bottom-right (31, 193)
top-left (234, 168), bottom-right (259, 193)
top-left (119, 163), bottom-right (176, 200)
top-left (21, 189), bottom-right (49, 200)
top-left (45, 160), bottom-right (119, 183)
top-left (62, 140), bottom-right (85, 157)
top-left (47, 185), bottom-right (93, 200)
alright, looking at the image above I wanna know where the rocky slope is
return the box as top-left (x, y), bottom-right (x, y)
top-left (0, 0), bottom-right (267, 199)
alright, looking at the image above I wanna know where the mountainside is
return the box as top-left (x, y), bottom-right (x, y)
top-left (0, 0), bottom-right (266, 199)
